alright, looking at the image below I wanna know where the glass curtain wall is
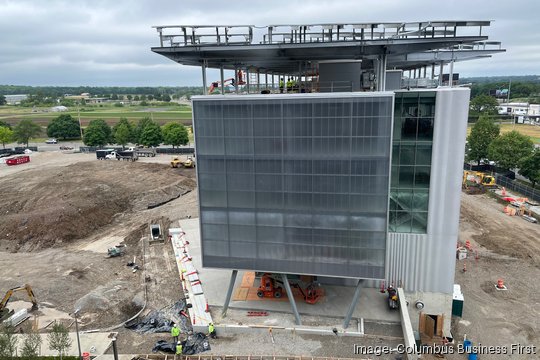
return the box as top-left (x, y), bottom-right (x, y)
top-left (389, 91), bottom-right (436, 233)
top-left (194, 94), bottom-right (393, 279)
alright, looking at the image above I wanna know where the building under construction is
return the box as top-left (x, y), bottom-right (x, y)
top-left (152, 21), bottom-right (503, 339)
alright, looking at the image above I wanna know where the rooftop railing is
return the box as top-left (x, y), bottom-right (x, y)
top-left (154, 21), bottom-right (491, 47)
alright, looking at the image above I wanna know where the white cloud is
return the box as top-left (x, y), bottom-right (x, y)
top-left (0, 0), bottom-right (538, 86)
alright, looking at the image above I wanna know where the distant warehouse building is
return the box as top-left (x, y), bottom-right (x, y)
top-left (152, 21), bottom-right (504, 336)
top-left (4, 94), bottom-right (28, 105)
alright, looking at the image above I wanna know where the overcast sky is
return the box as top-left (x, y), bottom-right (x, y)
top-left (0, 0), bottom-right (538, 87)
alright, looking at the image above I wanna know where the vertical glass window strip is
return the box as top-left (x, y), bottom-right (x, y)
top-left (390, 91), bottom-right (435, 234)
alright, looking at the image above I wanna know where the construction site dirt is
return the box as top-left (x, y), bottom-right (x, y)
top-left (1, 152), bottom-right (539, 358)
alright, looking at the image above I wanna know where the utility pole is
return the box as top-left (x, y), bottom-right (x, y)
top-left (78, 106), bottom-right (83, 140)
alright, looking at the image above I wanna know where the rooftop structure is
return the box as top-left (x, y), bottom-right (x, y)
top-left (152, 21), bottom-right (504, 91)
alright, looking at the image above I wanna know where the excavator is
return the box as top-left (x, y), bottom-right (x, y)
top-left (462, 170), bottom-right (497, 194)
top-left (0, 284), bottom-right (38, 321)
top-left (208, 70), bottom-right (246, 94)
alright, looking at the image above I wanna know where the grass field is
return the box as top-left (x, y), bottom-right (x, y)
top-left (467, 122), bottom-right (540, 144)
top-left (0, 104), bottom-right (193, 127)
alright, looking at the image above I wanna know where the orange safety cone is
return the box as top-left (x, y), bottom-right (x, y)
top-left (205, 300), bottom-right (209, 312)
top-left (496, 279), bottom-right (504, 289)
top-left (192, 316), bottom-right (196, 325)
top-left (502, 187), bottom-right (506, 196)
top-left (462, 263), bottom-right (467, 272)
top-left (465, 240), bottom-right (471, 250)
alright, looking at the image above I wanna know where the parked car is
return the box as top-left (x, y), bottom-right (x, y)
top-left (45, 138), bottom-right (58, 144)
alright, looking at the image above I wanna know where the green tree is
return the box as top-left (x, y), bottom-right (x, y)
top-left (139, 121), bottom-right (162, 147)
top-left (111, 94), bottom-right (118, 100)
top-left (134, 117), bottom-right (153, 144)
top-left (466, 115), bottom-right (500, 165)
top-left (0, 95), bottom-right (6, 105)
top-left (127, 94), bottom-right (133, 101)
top-left (0, 323), bottom-right (18, 358)
top-left (0, 126), bottom-right (14, 149)
top-left (113, 117), bottom-right (134, 148)
top-left (20, 323), bottom-right (42, 357)
top-left (488, 130), bottom-right (534, 171)
top-left (0, 121), bottom-right (11, 129)
top-left (519, 148), bottom-right (540, 188)
top-left (13, 119), bottom-right (42, 147)
top-left (83, 119), bottom-right (111, 147)
top-left (47, 114), bottom-right (81, 140)
top-left (469, 94), bottom-right (499, 117)
top-left (162, 122), bottom-right (189, 148)
top-left (162, 94), bottom-right (171, 102)
top-left (133, 95), bottom-right (140, 101)
top-left (48, 323), bottom-right (72, 360)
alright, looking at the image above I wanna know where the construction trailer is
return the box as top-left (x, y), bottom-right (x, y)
top-left (152, 21), bottom-right (504, 336)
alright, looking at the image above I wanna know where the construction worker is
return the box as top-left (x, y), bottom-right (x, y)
top-left (176, 341), bottom-right (183, 356)
top-left (286, 78), bottom-right (293, 93)
top-left (208, 322), bottom-right (216, 339)
top-left (171, 323), bottom-right (180, 343)
top-left (279, 78), bottom-right (284, 93)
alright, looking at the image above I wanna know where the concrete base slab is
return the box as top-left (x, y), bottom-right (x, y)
top-left (179, 218), bottom-right (400, 329)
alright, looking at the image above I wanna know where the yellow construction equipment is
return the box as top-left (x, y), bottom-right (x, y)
top-left (463, 170), bottom-right (497, 187)
top-left (171, 156), bottom-right (182, 168)
top-left (0, 284), bottom-right (38, 320)
top-left (171, 156), bottom-right (196, 168)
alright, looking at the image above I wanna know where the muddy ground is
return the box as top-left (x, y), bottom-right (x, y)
top-left (1, 152), bottom-right (539, 358)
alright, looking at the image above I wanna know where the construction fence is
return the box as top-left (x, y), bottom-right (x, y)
top-left (79, 146), bottom-right (195, 154)
top-left (496, 175), bottom-right (540, 203)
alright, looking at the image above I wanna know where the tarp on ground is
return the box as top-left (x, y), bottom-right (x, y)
top-left (126, 301), bottom-right (190, 333)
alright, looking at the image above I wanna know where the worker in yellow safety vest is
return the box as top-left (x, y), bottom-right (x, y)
top-left (176, 341), bottom-right (183, 356)
top-left (286, 78), bottom-right (293, 92)
top-left (171, 323), bottom-right (180, 343)
top-left (279, 78), bottom-right (284, 93)
top-left (208, 322), bottom-right (216, 339)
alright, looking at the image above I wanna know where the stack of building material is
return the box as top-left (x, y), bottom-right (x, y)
top-left (169, 228), bottom-right (213, 331)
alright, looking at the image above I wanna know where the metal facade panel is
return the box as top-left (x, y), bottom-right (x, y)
top-left (193, 93), bottom-right (393, 279)
top-left (387, 88), bottom-right (470, 294)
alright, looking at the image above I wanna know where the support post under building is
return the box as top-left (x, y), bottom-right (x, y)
top-left (281, 273), bottom-right (302, 325)
top-left (222, 270), bottom-right (238, 317)
top-left (343, 279), bottom-right (363, 329)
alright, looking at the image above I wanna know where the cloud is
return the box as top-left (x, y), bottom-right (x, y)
top-left (0, 0), bottom-right (538, 86)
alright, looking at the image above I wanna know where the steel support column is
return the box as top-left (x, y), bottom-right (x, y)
top-left (281, 273), bottom-right (301, 325)
top-left (449, 58), bottom-right (455, 87)
top-left (343, 279), bottom-right (363, 329)
top-left (222, 270), bottom-right (238, 317)
top-left (439, 62), bottom-right (444, 86)
top-left (220, 66), bottom-right (225, 94)
top-left (201, 60), bottom-right (208, 95)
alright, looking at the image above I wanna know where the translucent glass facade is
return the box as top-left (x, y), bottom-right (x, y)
top-left (193, 93), bottom-right (393, 279)
top-left (389, 91), bottom-right (436, 233)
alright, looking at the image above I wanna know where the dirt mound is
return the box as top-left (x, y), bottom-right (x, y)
top-left (0, 160), bottom-right (195, 252)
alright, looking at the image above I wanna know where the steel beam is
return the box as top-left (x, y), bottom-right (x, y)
top-left (222, 270), bottom-right (238, 317)
top-left (281, 273), bottom-right (302, 325)
top-left (343, 279), bottom-right (363, 329)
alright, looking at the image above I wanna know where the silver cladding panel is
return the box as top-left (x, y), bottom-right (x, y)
top-left (193, 93), bottom-right (394, 279)
top-left (385, 88), bottom-right (470, 294)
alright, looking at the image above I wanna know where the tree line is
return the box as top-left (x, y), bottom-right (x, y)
top-left (467, 115), bottom-right (540, 187)
top-left (0, 115), bottom-right (190, 149)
